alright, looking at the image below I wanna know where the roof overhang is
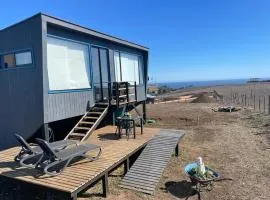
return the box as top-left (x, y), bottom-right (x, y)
top-left (41, 13), bottom-right (149, 52)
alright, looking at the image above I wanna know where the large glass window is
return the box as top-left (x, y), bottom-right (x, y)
top-left (47, 36), bottom-right (91, 91)
top-left (114, 51), bottom-right (143, 84)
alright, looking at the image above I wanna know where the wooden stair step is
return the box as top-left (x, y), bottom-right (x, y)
top-left (84, 116), bottom-right (99, 119)
top-left (95, 103), bottom-right (109, 106)
top-left (69, 133), bottom-right (85, 137)
top-left (88, 112), bottom-right (103, 115)
top-left (80, 121), bottom-right (95, 125)
top-left (119, 95), bottom-right (128, 98)
top-left (75, 127), bottom-right (91, 130)
top-left (92, 107), bottom-right (106, 111)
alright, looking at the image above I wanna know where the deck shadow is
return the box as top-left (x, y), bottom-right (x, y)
top-left (79, 192), bottom-right (104, 198)
top-left (0, 167), bottom-right (43, 178)
top-left (164, 180), bottom-right (200, 200)
top-left (0, 161), bottom-right (22, 170)
top-left (97, 132), bottom-right (120, 141)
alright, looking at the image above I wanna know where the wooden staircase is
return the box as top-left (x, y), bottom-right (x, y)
top-left (65, 103), bottom-right (109, 142)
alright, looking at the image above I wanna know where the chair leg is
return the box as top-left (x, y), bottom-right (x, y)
top-left (20, 153), bottom-right (43, 169)
top-left (84, 148), bottom-right (102, 161)
top-left (118, 124), bottom-right (122, 138)
top-left (44, 158), bottom-right (72, 176)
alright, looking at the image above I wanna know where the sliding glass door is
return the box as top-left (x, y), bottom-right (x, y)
top-left (91, 46), bottom-right (110, 102)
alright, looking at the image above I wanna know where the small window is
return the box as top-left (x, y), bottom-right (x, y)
top-left (15, 51), bottom-right (32, 66)
top-left (3, 54), bottom-right (16, 68)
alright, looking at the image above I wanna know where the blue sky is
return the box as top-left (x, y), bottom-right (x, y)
top-left (0, 0), bottom-right (270, 82)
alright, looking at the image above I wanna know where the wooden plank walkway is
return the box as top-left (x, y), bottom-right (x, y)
top-left (120, 130), bottom-right (184, 195)
top-left (0, 126), bottom-right (159, 199)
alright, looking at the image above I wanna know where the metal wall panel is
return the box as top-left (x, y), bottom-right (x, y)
top-left (47, 91), bottom-right (94, 122)
top-left (0, 16), bottom-right (43, 149)
top-left (136, 85), bottom-right (146, 102)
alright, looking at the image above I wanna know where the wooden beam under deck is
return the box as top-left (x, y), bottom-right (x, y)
top-left (0, 126), bottom-right (160, 199)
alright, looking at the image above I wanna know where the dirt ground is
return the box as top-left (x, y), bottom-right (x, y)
top-left (81, 102), bottom-right (270, 200)
top-left (1, 101), bottom-right (269, 199)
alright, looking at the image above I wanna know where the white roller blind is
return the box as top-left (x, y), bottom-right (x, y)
top-left (138, 57), bottom-right (144, 84)
top-left (114, 52), bottom-right (121, 82)
top-left (47, 37), bottom-right (91, 91)
top-left (117, 52), bottom-right (140, 84)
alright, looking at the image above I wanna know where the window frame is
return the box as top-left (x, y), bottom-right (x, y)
top-left (46, 34), bottom-right (93, 94)
top-left (0, 49), bottom-right (34, 71)
top-left (114, 50), bottom-right (144, 86)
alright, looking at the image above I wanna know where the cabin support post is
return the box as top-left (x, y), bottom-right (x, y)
top-left (71, 194), bottom-right (77, 200)
top-left (102, 173), bottom-right (109, 197)
top-left (45, 191), bottom-right (54, 200)
top-left (268, 96), bottom-right (270, 114)
top-left (253, 95), bottom-right (256, 110)
top-left (42, 123), bottom-right (50, 142)
top-left (124, 158), bottom-right (130, 174)
top-left (143, 100), bottom-right (147, 122)
top-left (175, 144), bottom-right (179, 157)
top-left (264, 96), bottom-right (266, 113)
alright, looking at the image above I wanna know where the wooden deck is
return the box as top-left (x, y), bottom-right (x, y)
top-left (0, 126), bottom-right (160, 199)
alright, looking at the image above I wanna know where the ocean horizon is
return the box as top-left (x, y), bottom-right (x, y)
top-left (155, 79), bottom-right (250, 89)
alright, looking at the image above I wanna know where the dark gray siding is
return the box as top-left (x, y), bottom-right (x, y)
top-left (47, 91), bottom-right (94, 122)
top-left (43, 23), bottom-right (148, 123)
top-left (0, 16), bottom-right (43, 149)
top-left (136, 85), bottom-right (146, 101)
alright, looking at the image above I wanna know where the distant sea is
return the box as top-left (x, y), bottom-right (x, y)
top-left (158, 79), bottom-right (249, 89)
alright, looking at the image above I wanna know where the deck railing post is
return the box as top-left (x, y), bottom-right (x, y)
top-left (126, 82), bottom-right (129, 104)
top-left (116, 83), bottom-right (119, 107)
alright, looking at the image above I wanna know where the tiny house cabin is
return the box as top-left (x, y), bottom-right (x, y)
top-left (0, 13), bottom-right (149, 150)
